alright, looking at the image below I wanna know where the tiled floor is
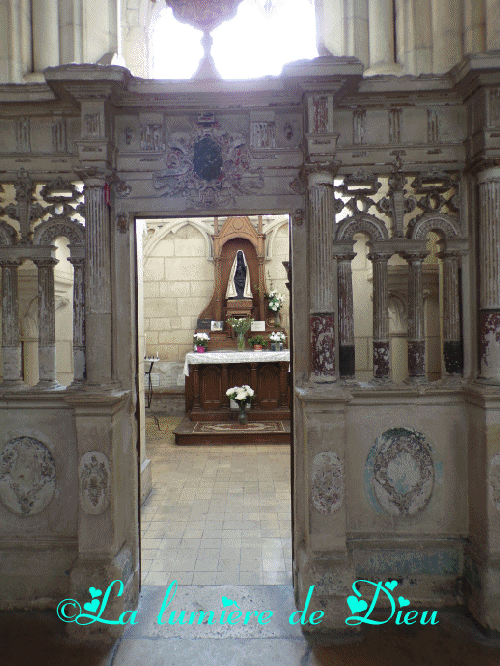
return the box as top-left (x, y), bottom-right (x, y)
top-left (141, 416), bottom-right (293, 586)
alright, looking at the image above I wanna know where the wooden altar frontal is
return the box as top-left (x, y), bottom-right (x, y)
top-left (174, 350), bottom-right (291, 445)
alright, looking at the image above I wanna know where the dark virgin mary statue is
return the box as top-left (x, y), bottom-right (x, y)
top-left (226, 250), bottom-right (252, 300)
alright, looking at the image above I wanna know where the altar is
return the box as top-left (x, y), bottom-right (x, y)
top-left (183, 349), bottom-right (291, 421)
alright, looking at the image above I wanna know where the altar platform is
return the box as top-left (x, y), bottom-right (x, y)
top-left (174, 349), bottom-right (291, 445)
top-left (174, 417), bottom-right (291, 446)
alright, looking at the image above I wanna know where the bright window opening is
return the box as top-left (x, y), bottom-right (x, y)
top-left (151, 0), bottom-right (317, 80)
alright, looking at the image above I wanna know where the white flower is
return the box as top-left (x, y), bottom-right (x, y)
top-left (246, 388), bottom-right (254, 396)
top-left (235, 392), bottom-right (247, 401)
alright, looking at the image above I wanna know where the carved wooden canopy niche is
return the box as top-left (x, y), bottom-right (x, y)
top-left (199, 215), bottom-right (268, 323)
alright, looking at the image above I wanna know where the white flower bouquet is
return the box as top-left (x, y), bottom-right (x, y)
top-left (194, 332), bottom-right (210, 349)
top-left (269, 331), bottom-right (286, 343)
top-left (266, 290), bottom-right (286, 312)
top-left (226, 385), bottom-right (255, 406)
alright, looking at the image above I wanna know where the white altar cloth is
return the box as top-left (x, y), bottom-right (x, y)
top-left (183, 350), bottom-right (290, 376)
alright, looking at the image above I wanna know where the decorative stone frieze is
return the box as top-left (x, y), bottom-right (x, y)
top-left (152, 123), bottom-right (263, 208)
top-left (370, 428), bottom-right (434, 516)
top-left (0, 437), bottom-right (56, 516)
top-left (79, 451), bottom-right (110, 515)
top-left (311, 451), bottom-right (344, 514)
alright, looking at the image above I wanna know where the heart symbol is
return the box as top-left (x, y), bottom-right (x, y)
top-left (221, 596), bottom-right (240, 609)
top-left (84, 599), bottom-right (101, 614)
top-left (89, 587), bottom-right (102, 599)
top-left (347, 596), bottom-right (368, 614)
top-left (398, 596), bottom-right (410, 607)
top-left (385, 580), bottom-right (398, 590)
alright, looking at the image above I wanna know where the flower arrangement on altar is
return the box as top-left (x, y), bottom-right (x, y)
top-left (227, 317), bottom-right (254, 333)
top-left (226, 384), bottom-right (255, 425)
top-left (227, 317), bottom-right (254, 351)
top-left (193, 332), bottom-right (210, 352)
top-left (269, 330), bottom-right (286, 350)
top-left (265, 290), bottom-right (286, 312)
top-left (226, 385), bottom-right (255, 405)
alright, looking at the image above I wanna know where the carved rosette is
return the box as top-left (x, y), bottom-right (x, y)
top-left (79, 452), bottom-right (110, 515)
top-left (0, 437), bottom-right (56, 516)
top-left (489, 454), bottom-right (500, 512)
top-left (311, 452), bottom-right (344, 514)
top-left (370, 428), bottom-right (434, 516)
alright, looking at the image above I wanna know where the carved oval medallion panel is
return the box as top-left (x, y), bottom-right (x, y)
top-left (79, 452), bottom-right (111, 515)
top-left (311, 451), bottom-right (344, 514)
top-left (0, 437), bottom-right (56, 516)
top-left (489, 453), bottom-right (500, 512)
top-left (371, 428), bottom-right (434, 516)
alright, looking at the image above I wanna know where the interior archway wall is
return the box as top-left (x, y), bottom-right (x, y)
top-left (141, 217), bottom-right (290, 389)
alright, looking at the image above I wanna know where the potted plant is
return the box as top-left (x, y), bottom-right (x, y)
top-left (227, 317), bottom-right (254, 351)
top-left (226, 385), bottom-right (255, 425)
top-left (193, 332), bottom-right (210, 352)
top-left (248, 335), bottom-right (267, 351)
top-left (269, 331), bottom-right (286, 351)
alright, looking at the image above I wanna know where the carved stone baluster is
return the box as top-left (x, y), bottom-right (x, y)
top-left (305, 162), bottom-right (338, 382)
top-left (337, 252), bottom-right (356, 378)
top-left (34, 258), bottom-right (59, 388)
top-left (404, 253), bottom-right (428, 380)
top-left (68, 256), bottom-right (86, 385)
top-left (369, 253), bottom-right (391, 379)
top-left (438, 251), bottom-right (463, 375)
top-left (0, 260), bottom-right (24, 387)
top-left (82, 174), bottom-right (113, 386)
top-left (477, 168), bottom-right (500, 382)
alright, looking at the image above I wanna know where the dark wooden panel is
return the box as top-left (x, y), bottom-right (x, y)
top-left (200, 365), bottom-right (222, 410)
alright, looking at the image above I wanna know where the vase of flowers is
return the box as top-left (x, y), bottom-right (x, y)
top-left (269, 331), bottom-right (286, 351)
top-left (248, 335), bottom-right (267, 351)
top-left (227, 317), bottom-right (254, 351)
top-left (226, 385), bottom-right (254, 425)
top-left (265, 290), bottom-right (285, 327)
top-left (193, 332), bottom-right (210, 352)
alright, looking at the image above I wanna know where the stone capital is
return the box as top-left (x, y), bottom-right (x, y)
top-left (33, 258), bottom-right (58, 268)
top-left (473, 162), bottom-right (500, 180)
top-left (0, 259), bottom-right (23, 268)
top-left (301, 161), bottom-right (339, 188)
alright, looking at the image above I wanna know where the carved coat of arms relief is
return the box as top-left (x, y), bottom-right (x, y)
top-left (152, 121), bottom-right (264, 208)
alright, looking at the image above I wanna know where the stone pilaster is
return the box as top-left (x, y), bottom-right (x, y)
top-left (439, 252), bottom-right (463, 375)
top-left (32, 0), bottom-right (60, 71)
top-left (477, 168), bottom-right (500, 383)
top-left (404, 253), bottom-right (427, 380)
top-left (0, 260), bottom-right (24, 387)
top-left (83, 175), bottom-right (113, 386)
top-left (337, 254), bottom-right (355, 378)
top-left (305, 163), bottom-right (337, 382)
top-left (33, 258), bottom-right (59, 388)
top-left (369, 253), bottom-right (391, 379)
top-left (68, 256), bottom-right (86, 385)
